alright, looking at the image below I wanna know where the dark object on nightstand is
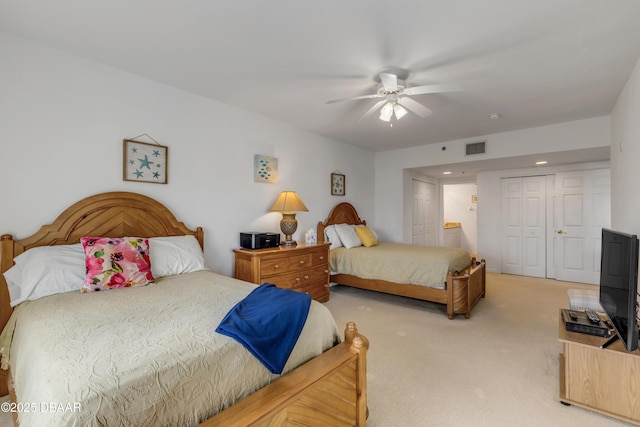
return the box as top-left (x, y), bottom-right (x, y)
top-left (240, 232), bottom-right (280, 249)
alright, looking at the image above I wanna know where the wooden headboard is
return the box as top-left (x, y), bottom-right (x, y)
top-left (317, 202), bottom-right (366, 243)
top-left (0, 191), bottom-right (204, 335)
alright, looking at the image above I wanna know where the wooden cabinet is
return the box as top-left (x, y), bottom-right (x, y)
top-left (233, 242), bottom-right (331, 302)
top-left (558, 310), bottom-right (640, 425)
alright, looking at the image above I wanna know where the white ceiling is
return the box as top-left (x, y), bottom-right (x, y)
top-left (2, 0), bottom-right (640, 156)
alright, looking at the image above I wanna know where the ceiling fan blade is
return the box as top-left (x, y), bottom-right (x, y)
top-left (359, 100), bottom-right (386, 121)
top-left (397, 97), bottom-right (432, 118)
top-left (326, 93), bottom-right (383, 104)
top-left (402, 82), bottom-right (463, 96)
top-left (379, 73), bottom-right (398, 91)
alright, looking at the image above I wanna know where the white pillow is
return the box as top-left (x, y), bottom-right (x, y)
top-left (149, 235), bottom-right (206, 278)
top-left (334, 224), bottom-right (362, 249)
top-left (4, 244), bottom-right (85, 306)
top-left (324, 225), bottom-right (343, 250)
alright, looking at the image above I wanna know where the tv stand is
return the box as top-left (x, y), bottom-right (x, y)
top-left (558, 310), bottom-right (640, 425)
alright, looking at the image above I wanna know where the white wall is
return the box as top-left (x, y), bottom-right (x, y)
top-left (375, 116), bottom-right (610, 271)
top-left (0, 33), bottom-right (375, 276)
top-left (443, 183), bottom-right (477, 254)
top-left (611, 56), bottom-right (640, 236)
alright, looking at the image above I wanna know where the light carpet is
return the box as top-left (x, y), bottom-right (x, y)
top-left (0, 273), bottom-right (630, 427)
top-left (324, 273), bottom-right (631, 427)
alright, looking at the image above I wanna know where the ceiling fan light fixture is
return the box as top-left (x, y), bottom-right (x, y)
top-left (379, 102), bottom-right (394, 121)
top-left (393, 104), bottom-right (408, 120)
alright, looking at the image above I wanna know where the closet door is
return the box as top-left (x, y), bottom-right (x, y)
top-left (522, 176), bottom-right (546, 277)
top-left (501, 178), bottom-right (523, 275)
top-left (411, 179), bottom-right (436, 246)
top-left (501, 176), bottom-right (546, 277)
top-left (554, 169), bottom-right (610, 284)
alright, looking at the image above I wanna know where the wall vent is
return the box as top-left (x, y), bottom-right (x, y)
top-left (465, 141), bottom-right (486, 155)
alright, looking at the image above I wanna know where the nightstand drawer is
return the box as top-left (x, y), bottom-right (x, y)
top-left (303, 265), bottom-right (330, 285)
top-left (272, 266), bottom-right (327, 289)
top-left (274, 270), bottom-right (308, 289)
top-left (289, 253), bottom-right (313, 271)
top-left (260, 257), bottom-right (291, 276)
top-left (311, 250), bottom-right (328, 266)
top-left (297, 282), bottom-right (330, 302)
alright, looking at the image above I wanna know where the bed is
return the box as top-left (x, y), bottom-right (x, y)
top-left (318, 202), bottom-right (486, 320)
top-left (0, 192), bottom-right (368, 427)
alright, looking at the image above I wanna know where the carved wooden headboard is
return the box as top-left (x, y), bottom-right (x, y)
top-left (0, 191), bottom-right (203, 335)
top-left (317, 202), bottom-right (366, 243)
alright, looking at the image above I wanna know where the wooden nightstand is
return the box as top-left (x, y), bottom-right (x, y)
top-left (233, 242), bottom-right (331, 302)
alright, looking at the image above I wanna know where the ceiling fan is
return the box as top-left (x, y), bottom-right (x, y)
top-left (326, 72), bottom-right (462, 122)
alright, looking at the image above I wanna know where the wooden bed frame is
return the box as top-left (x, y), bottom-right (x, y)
top-left (0, 192), bottom-right (368, 427)
top-left (318, 202), bottom-right (486, 320)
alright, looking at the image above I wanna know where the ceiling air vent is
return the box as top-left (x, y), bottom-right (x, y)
top-left (465, 141), bottom-right (486, 156)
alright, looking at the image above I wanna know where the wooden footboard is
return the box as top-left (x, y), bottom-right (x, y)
top-left (446, 258), bottom-right (486, 319)
top-left (331, 259), bottom-right (486, 320)
top-left (202, 322), bottom-right (368, 426)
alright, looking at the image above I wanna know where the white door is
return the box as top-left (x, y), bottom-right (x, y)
top-left (554, 169), bottom-right (611, 284)
top-left (412, 179), bottom-right (436, 246)
top-left (522, 176), bottom-right (546, 277)
top-left (501, 178), bottom-right (523, 275)
top-left (501, 176), bottom-right (546, 277)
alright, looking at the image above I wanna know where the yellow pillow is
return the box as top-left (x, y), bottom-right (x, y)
top-left (354, 226), bottom-right (378, 247)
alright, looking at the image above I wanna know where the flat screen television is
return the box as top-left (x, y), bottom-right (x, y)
top-left (599, 228), bottom-right (639, 352)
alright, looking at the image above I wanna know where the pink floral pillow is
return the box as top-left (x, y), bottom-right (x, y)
top-left (81, 237), bottom-right (155, 292)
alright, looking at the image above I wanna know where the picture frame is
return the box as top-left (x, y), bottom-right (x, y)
top-left (123, 139), bottom-right (168, 184)
top-left (254, 154), bottom-right (278, 184)
top-left (331, 172), bottom-right (345, 196)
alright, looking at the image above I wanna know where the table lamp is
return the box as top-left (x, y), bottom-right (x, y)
top-left (269, 191), bottom-right (308, 246)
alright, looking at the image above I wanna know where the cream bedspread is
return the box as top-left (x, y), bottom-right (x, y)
top-left (330, 243), bottom-right (471, 289)
top-left (0, 270), bottom-right (340, 427)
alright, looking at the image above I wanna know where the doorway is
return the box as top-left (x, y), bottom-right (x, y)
top-left (411, 178), bottom-right (436, 245)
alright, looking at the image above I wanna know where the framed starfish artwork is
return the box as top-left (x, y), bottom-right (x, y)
top-left (331, 172), bottom-right (345, 196)
top-left (123, 139), bottom-right (168, 184)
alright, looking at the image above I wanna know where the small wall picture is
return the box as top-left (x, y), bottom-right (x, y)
top-left (331, 172), bottom-right (345, 196)
top-left (123, 139), bottom-right (168, 184)
top-left (254, 154), bottom-right (278, 183)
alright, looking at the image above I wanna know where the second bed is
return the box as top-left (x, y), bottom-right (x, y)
top-left (318, 202), bottom-right (486, 319)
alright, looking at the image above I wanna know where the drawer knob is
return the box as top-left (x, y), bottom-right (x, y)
top-left (304, 275), bottom-right (309, 279)
top-left (319, 256), bottom-right (324, 260)
top-left (274, 264), bottom-right (279, 269)
top-left (299, 260), bottom-right (305, 264)
top-left (296, 277), bottom-right (301, 282)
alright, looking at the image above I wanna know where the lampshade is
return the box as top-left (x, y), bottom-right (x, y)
top-left (269, 191), bottom-right (309, 213)
top-left (393, 103), bottom-right (408, 120)
top-left (269, 191), bottom-right (308, 246)
top-left (379, 102), bottom-right (394, 122)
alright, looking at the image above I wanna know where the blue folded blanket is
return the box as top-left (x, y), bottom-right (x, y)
top-left (215, 283), bottom-right (312, 374)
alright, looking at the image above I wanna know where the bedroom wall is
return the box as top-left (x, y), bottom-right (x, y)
top-left (611, 56), bottom-right (640, 237)
top-left (374, 116), bottom-right (611, 271)
top-left (0, 32), bottom-right (375, 276)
